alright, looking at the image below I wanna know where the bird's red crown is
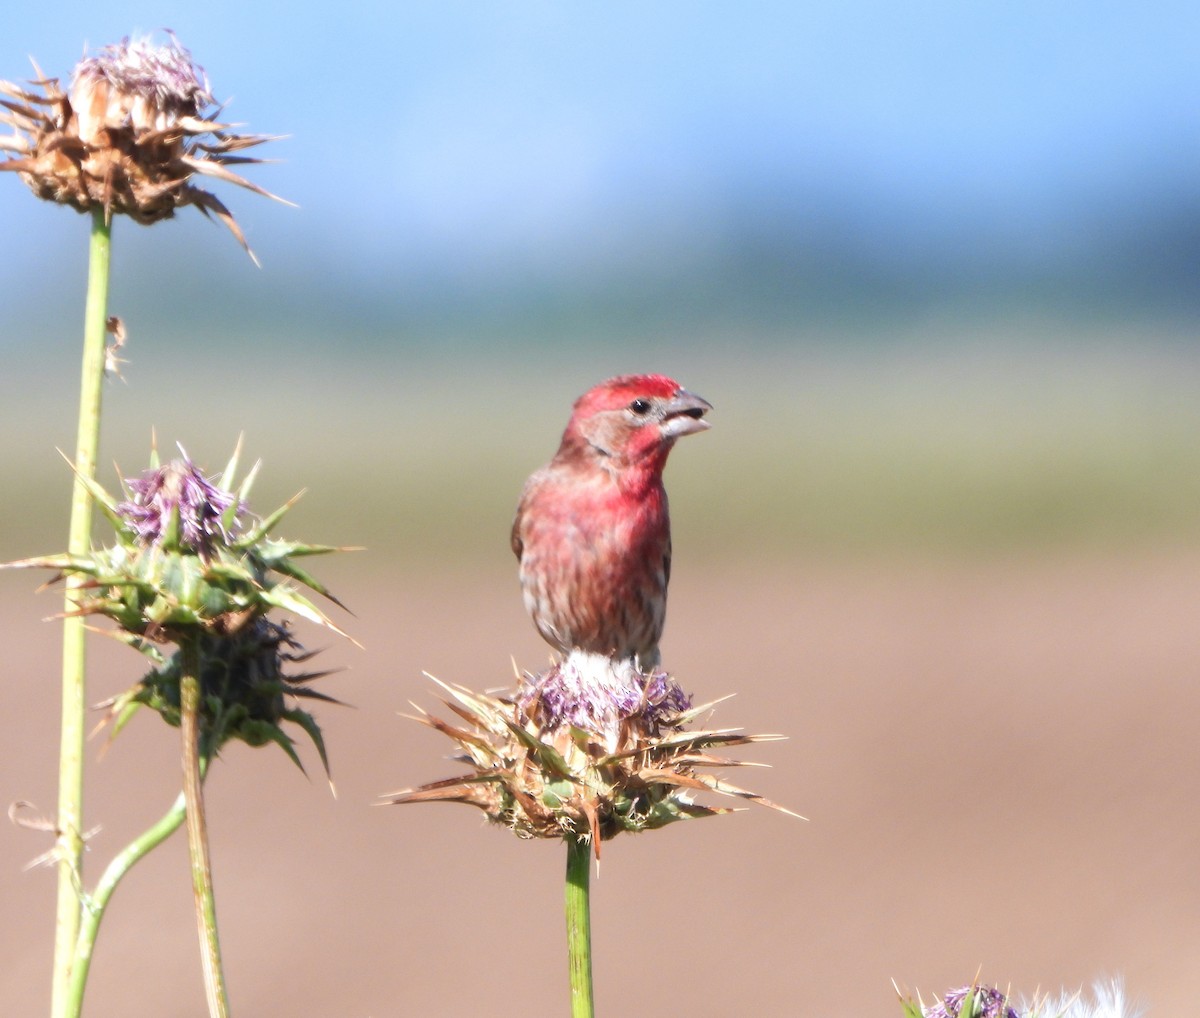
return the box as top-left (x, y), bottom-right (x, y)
top-left (570, 374), bottom-right (683, 419)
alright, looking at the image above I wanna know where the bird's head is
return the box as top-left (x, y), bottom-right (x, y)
top-left (559, 374), bottom-right (712, 474)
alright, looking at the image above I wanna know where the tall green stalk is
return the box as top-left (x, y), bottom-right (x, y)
top-left (52, 206), bottom-right (112, 1018)
top-left (65, 769), bottom-right (202, 1018)
top-left (564, 835), bottom-right (595, 1018)
top-left (180, 640), bottom-right (230, 1018)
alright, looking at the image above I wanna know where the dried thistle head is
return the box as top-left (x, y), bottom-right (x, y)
top-left (70, 34), bottom-right (214, 145)
top-left (98, 617), bottom-right (340, 779)
top-left (2, 440), bottom-right (351, 644)
top-left (0, 32), bottom-right (287, 257)
top-left (387, 651), bottom-right (799, 854)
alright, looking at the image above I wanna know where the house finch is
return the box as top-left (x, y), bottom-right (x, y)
top-left (511, 374), bottom-right (711, 669)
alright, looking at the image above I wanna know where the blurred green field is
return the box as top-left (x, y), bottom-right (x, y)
top-left (3, 320), bottom-right (1199, 567)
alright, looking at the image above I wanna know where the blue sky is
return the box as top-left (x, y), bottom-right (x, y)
top-left (2, 3), bottom-right (1197, 339)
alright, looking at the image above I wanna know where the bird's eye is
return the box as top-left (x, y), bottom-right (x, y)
top-left (628, 398), bottom-right (652, 416)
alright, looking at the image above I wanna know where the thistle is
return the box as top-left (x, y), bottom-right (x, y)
top-left (900, 978), bottom-right (1143, 1018)
top-left (100, 617), bottom-right (339, 780)
top-left (0, 32), bottom-right (287, 257)
top-left (4, 442), bottom-right (349, 1018)
top-left (922, 986), bottom-right (1022, 1018)
top-left (390, 652), bottom-right (796, 1017)
top-left (4, 33), bottom-right (292, 1017)
top-left (7, 445), bottom-right (349, 643)
top-left (387, 650), bottom-right (798, 849)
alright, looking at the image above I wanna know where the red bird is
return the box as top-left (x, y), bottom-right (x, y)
top-left (511, 374), bottom-right (712, 670)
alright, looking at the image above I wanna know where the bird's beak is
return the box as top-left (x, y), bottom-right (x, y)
top-left (660, 389), bottom-right (713, 439)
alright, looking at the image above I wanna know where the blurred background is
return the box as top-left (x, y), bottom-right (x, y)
top-left (2, 3), bottom-right (1198, 1015)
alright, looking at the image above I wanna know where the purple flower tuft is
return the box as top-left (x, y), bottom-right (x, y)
top-left (925, 985), bottom-right (1022, 1018)
top-left (517, 651), bottom-right (691, 738)
top-left (642, 668), bottom-right (692, 716)
top-left (117, 457), bottom-right (240, 556)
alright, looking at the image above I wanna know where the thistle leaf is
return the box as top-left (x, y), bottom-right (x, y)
top-left (258, 552), bottom-right (348, 610)
top-left (261, 724), bottom-right (306, 776)
top-left (237, 491), bottom-right (302, 545)
top-left (236, 457), bottom-right (262, 503)
top-left (56, 449), bottom-right (123, 517)
top-left (281, 707), bottom-right (333, 788)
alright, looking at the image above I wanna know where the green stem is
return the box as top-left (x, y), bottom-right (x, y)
top-left (66, 762), bottom-right (205, 1018)
top-left (51, 206), bottom-right (112, 1018)
top-left (565, 835), bottom-right (594, 1018)
top-left (180, 643), bottom-right (230, 1018)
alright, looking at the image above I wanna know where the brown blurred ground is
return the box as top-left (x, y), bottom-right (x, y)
top-left (3, 547), bottom-right (1198, 1016)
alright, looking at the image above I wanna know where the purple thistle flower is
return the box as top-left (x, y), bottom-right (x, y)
top-left (517, 651), bottom-right (691, 738)
top-left (925, 986), bottom-right (1022, 1018)
top-left (117, 457), bottom-right (240, 556)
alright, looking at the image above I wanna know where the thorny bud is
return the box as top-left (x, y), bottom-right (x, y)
top-left (0, 32), bottom-right (288, 258)
top-left (2, 441), bottom-right (351, 644)
top-left (387, 650), bottom-right (798, 855)
top-left (98, 618), bottom-right (340, 780)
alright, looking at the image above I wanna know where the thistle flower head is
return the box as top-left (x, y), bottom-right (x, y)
top-left (1, 32), bottom-right (286, 257)
top-left (3, 441), bottom-right (350, 643)
top-left (924, 986), bottom-right (1021, 1018)
top-left (98, 618), bottom-right (339, 779)
top-left (903, 977), bottom-right (1142, 1018)
top-left (387, 650), bottom-right (797, 853)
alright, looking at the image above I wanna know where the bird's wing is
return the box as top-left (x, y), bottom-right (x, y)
top-left (511, 471), bottom-right (542, 561)
top-left (510, 503), bottom-right (525, 560)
